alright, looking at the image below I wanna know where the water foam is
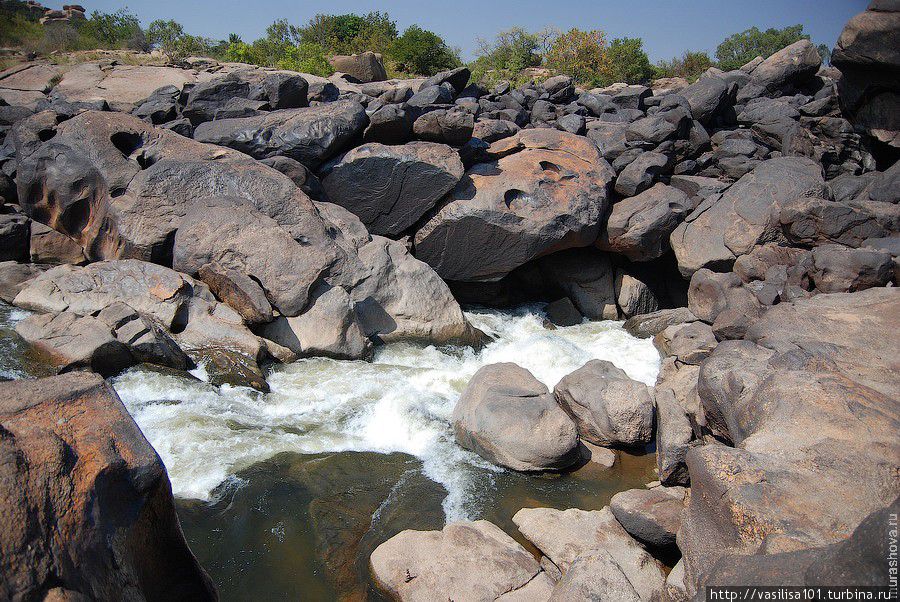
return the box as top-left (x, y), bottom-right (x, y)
top-left (112, 306), bottom-right (661, 520)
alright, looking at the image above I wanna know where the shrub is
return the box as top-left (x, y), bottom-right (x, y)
top-left (655, 50), bottom-right (714, 82)
top-left (470, 27), bottom-right (543, 86)
top-left (715, 25), bottom-right (808, 71)
top-left (276, 42), bottom-right (334, 76)
top-left (391, 25), bottom-right (459, 76)
top-left (80, 8), bottom-right (147, 51)
top-left (544, 28), bottom-right (610, 88)
top-left (602, 37), bottom-right (655, 85)
top-left (299, 12), bottom-right (397, 56)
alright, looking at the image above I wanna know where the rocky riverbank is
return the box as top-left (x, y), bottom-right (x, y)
top-left (0, 2), bottom-right (898, 600)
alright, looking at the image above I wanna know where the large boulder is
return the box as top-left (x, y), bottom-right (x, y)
top-left (737, 39), bottom-right (822, 102)
top-left (321, 142), bottom-right (464, 237)
top-left (679, 289), bottom-right (900, 594)
top-left (13, 111), bottom-right (335, 264)
top-left (193, 100), bottom-right (368, 168)
top-left (680, 77), bottom-right (730, 124)
top-left (671, 156), bottom-right (827, 277)
top-left (452, 363), bottom-right (580, 471)
top-left (512, 506), bottom-right (667, 599)
top-left (414, 129), bottom-right (614, 282)
top-left (370, 520), bottom-right (553, 602)
top-left (598, 183), bottom-right (692, 261)
top-left (810, 242), bottom-right (894, 293)
top-left (328, 51), bottom-right (387, 83)
top-left (553, 359), bottom-right (655, 447)
top-left (172, 196), bottom-right (337, 318)
top-left (609, 486), bottom-right (687, 550)
top-left (832, 3), bottom-right (900, 148)
top-left (0, 373), bottom-right (216, 601)
top-left (351, 235), bottom-right (483, 345)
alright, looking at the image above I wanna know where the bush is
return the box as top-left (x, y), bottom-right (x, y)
top-left (391, 25), bottom-right (459, 76)
top-left (602, 37), bottom-right (654, 85)
top-left (655, 50), bottom-right (714, 82)
top-left (544, 28), bottom-right (610, 88)
top-left (80, 8), bottom-right (147, 51)
top-left (276, 42), bottom-right (334, 76)
top-left (147, 19), bottom-right (216, 62)
top-left (470, 27), bottom-right (543, 87)
top-left (299, 12), bottom-right (397, 56)
top-left (715, 25), bottom-right (808, 71)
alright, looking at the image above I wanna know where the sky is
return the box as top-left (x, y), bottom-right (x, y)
top-left (54, 0), bottom-right (868, 63)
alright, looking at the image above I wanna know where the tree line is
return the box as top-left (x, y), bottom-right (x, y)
top-left (0, 1), bottom-right (831, 85)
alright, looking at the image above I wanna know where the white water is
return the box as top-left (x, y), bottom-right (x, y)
top-left (111, 306), bottom-right (661, 521)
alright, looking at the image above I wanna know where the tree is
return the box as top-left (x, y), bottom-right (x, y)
top-left (299, 12), bottom-right (397, 55)
top-left (544, 28), bottom-right (610, 87)
top-left (277, 42), bottom-right (334, 76)
top-left (391, 25), bottom-right (459, 75)
top-left (817, 43), bottom-right (831, 66)
top-left (80, 8), bottom-right (146, 50)
top-left (146, 20), bottom-right (216, 62)
top-left (655, 50), bottom-right (714, 82)
top-left (602, 37), bottom-right (654, 85)
top-left (715, 25), bottom-right (808, 71)
top-left (471, 27), bottom-right (542, 86)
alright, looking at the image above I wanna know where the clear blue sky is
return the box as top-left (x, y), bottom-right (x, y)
top-left (55, 0), bottom-right (867, 62)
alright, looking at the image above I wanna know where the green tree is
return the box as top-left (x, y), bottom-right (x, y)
top-left (80, 8), bottom-right (146, 50)
top-left (544, 28), bottom-right (610, 87)
top-left (471, 27), bottom-right (542, 86)
top-left (602, 37), bottom-right (654, 85)
top-left (655, 50), bottom-right (714, 82)
top-left (715, 25), bottom-right (808, 71)
top-left (391, 25), bottom-right (459, 75)
top-left (299, 12), bottom-right (397, 55)
top-left (277, 42), bottom-right (334, 76)
top-left (817, 43), bottom-right (831, 66)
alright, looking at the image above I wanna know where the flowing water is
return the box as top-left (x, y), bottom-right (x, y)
top-left (0, 304), bottom-right (663, 600)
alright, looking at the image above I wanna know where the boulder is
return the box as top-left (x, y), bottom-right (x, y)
top-left (537, 249), bottom-right (619, 320)
top-left (679, 289), bottom-right (900, 593)
top-left (0, 212), bottom-right (29, 262)
top-left (512, 506), bottom-right (666, 599)
top-left (196, 263), bottom-right (273, 325)
top-left (737, 39), bottom-right (822, 102)
top-left (369, 520), bottom-right (551, 602)
top-left (172, 196), bottom-right (337, 317)
top-left (452, 363), bottom-right (580, 471)
top-left (810, 243), bottom-right (893, 292)
top-left (321, 142), bottom-right (464, 237)
top-left (13, 111), bottom-right (336, 264)
top-left (598, 183), bottom-right (692, 261)
top-left (193, 100), bottom-right (368, 168)
top-left (832, 4), bottom-right (900, 148)
top-left (329, 52), bottom-right (387, 83)
top-left (259, 285), bottom-right (372, 360)
top-left (0, 261), bottom-right (46, 304)
top-left (29, 221), bottom-right (86, 265)
top-left (412, 107), bottom-right (474, 145)
top-left (15, 311), bottom-right (134, 377)
top-left (614, 271), bottom-right (660, 318)
top-left (364, 104), bottom-right (412, 145)
top-left (182, 76), bottom-right (252, 125)
top-left (472, 118), bottom-right (520, 143)
top-left (546, 297), bottom-right (583, 327)
top-left (421, 67), bottom-right (471, 94)
top-left (654, 321), bottom-right (718, 365)
top-left (614, 151), bottom-right (669, 197)
top-left (654, 388), bottom-right (695, 486)
top-left (414, 129), bottom-right (614, 282)
top-left (624, 307), bottom-right (698, 339)
top-left (0, 373), bottom-right (216, 601)
top-left (610, 486), bottom-right (687, 549)
top-left (553, 359), bottom-right (654, 447)
top-left (671, 156), bottom-right (827, 277)
top-left (680, 76), bottom-right (730, 124)
top-left (351, 235), bottom-right (482, 345)
top-left (548, 551), bottom-right (641, 602)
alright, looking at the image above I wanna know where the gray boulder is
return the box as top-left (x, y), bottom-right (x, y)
top-left (194, 100), bottom-right (368, 168)
top-left (553, 359), bottom-right (654, 447)
top-left (624, 307), bottom-right (698, 339)
top-left (810, 244), bottom-right (893, 293)
top-left (610, 486), bottom-right (687, 549)
top-left (614, 151), bottom-right (669, 197)
top-left (680, 76), bottom-right (730, 124)
top-left (370, 520), bottom-right (552, 602)
top-left (452, 363), bottom-right (580, 471)
top-left (599, 183), bottom-right (692, 261)
top-left (321, 142), bottom-right (464, 237)
top-left (737, 39), bottom-right (822, 102)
